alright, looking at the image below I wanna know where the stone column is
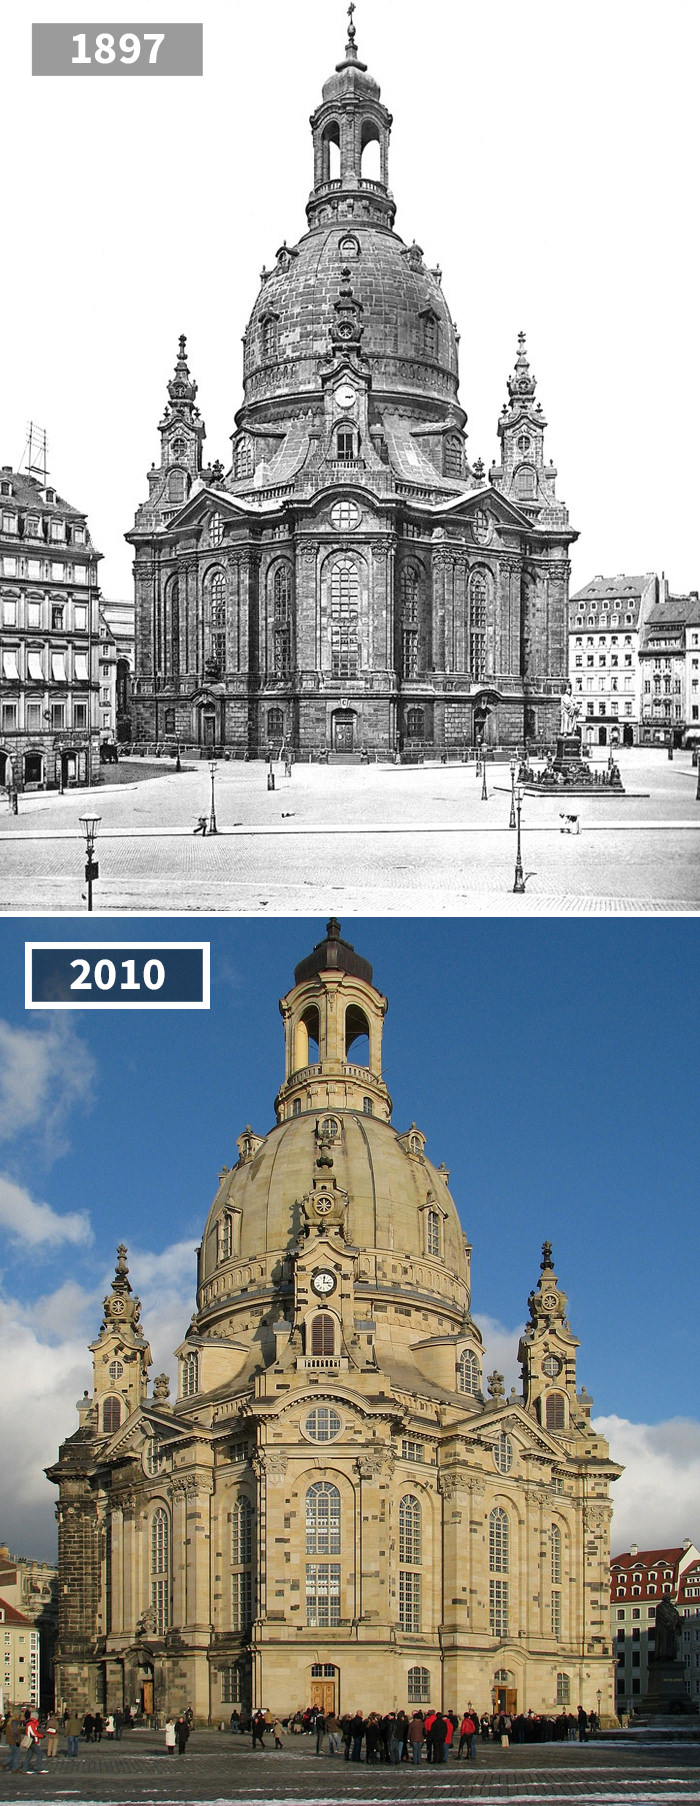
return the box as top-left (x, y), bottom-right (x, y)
top-left (355, 1449), bottom-right (395, 1629)
top-left (110, 1505), bottom-right (124, 1637)
top-left (121, 1491), bottom-right (137, 1635)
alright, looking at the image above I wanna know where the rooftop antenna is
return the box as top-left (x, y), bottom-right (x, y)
top-left (20, 422), bottom-right (49, 486)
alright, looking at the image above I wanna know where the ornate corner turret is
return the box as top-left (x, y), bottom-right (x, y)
top-left (518, 1240), bottom-right (581, 1432)
top-left (87, 1245), bottom-right (152, 1432)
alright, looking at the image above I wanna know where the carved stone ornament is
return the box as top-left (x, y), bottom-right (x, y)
top-left (264, 1452), bottom-right (288, 1481)
top-left (119, 1490), bottom-right (137, 1519)
top-left (583, 1504), bottom-right (610, 1534)
top-left (437, 1470), bottom-right (464, 1500)
top-left (355, 1449), bottom-right (395, 1481)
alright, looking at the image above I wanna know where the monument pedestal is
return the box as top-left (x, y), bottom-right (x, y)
top-left (553, 734), bottom-right (583, 772)
top-left (641, 1660), bottom-right (695, 1717)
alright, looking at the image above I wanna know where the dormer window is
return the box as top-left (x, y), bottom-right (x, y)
top-left (426, 1207), bottom-right (440, 1257)
top-left (336, 427), bottom-right (356, 463)
top-left (262, 315), bottom-right (279, 360)
top-left (310, 1313), bottom-right (335, 1358)
top-left (422, 313), bottom-right (438, 358)
top-left (102, 1397), bottom-right (121, 1435)
top-left (181, 1350), bottom-right (199, 1398)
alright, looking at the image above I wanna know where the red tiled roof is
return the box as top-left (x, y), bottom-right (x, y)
top-left (0, 1595), bottom-right (34, 1626)
top-left (611, 1547), bottom-right (684, 1569)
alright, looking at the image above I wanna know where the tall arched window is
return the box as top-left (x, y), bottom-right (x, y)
top-left (406, 706), bottom-right (424, 738)
top-left (444, 435), bottom-right (462, 478)
top-left (423, 314), bottom-right (438, 358)
top-left (150, 1506), bottom-right (169, 1634)
top-left (399, 1495), bottom-right (421, 1565)
top-left (235, 437), bottom-right (253, 478)
top-left (209, 571), bottom-right (226, 672)
top-left (267, 706), bottom-right (284, 740)
top-left (102, 1396), bottom-right (121, 1435)
top-left (489, 1507), bottom-right (509, 1574)
top-left (181, 1350), bottom-right (199, 1398)
top-left (546, 1393), bottom-right (566, 1431)
top-left (168, 470), bottom-right (185, 503)
top-left (310, 1313), bottom-right (335, 1357)
top-left (272, 564), bottom-right (292, 678)
top-left (457, 1348), bottom-right (480, 1396)
top-left (305, 1482), bottom-right (341, 1555)
top-left (401, 566), bottom-right (419, 677)
top-left (398, 1496), bottom-right (422, 1632)
top-left (407, 1666), bottom-right (431, 1704)
top-left (515, 464), bottom-right (536, 499)
top-left (330, 559), bottom-right (360, 679)
top-left (469, 572), bottom-right (487, 679)
top-left (426, 1208), bottom-right (440, 1257)
top-left (489, 1507), bottom-right (509, 1637)
top-left (231, 1498), bottom-right (254, 1632)
top-left (551, 1523), bottom-right (562, 1586)
top-left (262, 316), bottom-right (278, 361)
top-left (166, 578), bottom-right (179, 678)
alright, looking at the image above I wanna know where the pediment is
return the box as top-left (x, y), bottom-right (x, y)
top-left (100, 1404), bottom-right (189, 1463)
top-left (434, 483), bottom-right (536, 533)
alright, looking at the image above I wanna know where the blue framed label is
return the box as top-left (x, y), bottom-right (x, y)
top-left (25, 942), bottom-right (210, 1008)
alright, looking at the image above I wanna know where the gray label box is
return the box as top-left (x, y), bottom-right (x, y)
top-left (32, 22), bottom-right (203, 76)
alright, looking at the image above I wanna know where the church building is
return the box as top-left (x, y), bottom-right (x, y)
top-left (128, 14), bottom-right (577, 758)
top-left (49, 922), bottom-right (618, 1722)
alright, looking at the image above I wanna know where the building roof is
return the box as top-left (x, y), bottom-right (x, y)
top-left (571, 574), bottom-right (656, 603)
top-left (0, 467), bottom-right (86, 523)
top-left (641, 595), bottom-right (700, 638)
top-left (0, 1595), bottom-right (34, 1627)
top-left (611, 1546), bottom-right (686, 1568)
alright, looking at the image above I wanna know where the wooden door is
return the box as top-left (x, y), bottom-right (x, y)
top-left (334, 716), bottom-right (354, 752)
top-left (311, 1680), bottom-right (336, 1714)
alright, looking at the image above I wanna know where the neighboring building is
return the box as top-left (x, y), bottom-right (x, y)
top-left (611, 1541), bottom-right (700, 1713)
top-left (568, 574), bottom-right (659, 748)
top-left (0, 465), bottom-right (102, 791)
top-left (0, 1542), bottom-right (58, 1708)
top-left (684, 609), bottom-right (700, 743)
top-left (97, 609), bottom-right (119, 743)
top-left (128, 18), bottom-right (577, 759)
top-left (49, 921), bottom-right (619, 1724)
top-left (0, 1597), bottom-right (40, 1710)
top-left (100, 598), bottom-right (135, 743)
top-left (639, 592), bottom-right (700, 746)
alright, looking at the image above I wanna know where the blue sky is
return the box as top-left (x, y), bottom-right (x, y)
top-left (0, 915), bottom-right (698, 1559)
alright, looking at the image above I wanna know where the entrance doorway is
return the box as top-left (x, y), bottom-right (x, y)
top-left (623, 725), bottom-right (634, 747)
top-left (494, 1685), bottom-right (517, 1714)
top-left (61, 751), bottom-right (78, 786)
top-left (310, 1663), bottom-right (337, 1714)
top-left (24, 752), bottom-right (43, 786)
top-left (598, 725), bottom-right (607, 746)
top-left (201, 711), bottom-right (216, 746)
top-left (0, 750), bottom-right (9, 785)
top-left (333, 711), bottom-right (355, 752)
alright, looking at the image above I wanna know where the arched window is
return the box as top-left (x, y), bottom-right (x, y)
top-left (166, 578), bottom-right (179, 678)
top-left (218, 1213), bottom-right (233, 1262)
top-left (102, 1396), bottom-right (121, 1435)
top-left (272, 564), bottom-right (292, 678)
top-left (489, 1507), bottom-right (509, 1574)
top-left (345, 1003), bottom-right (369, 1062)
top-left (150, 1506), bottom-right (169, 1634)
top-left (401, 565), bottom-right (419, 676)
top-left (209, 511), bottom-right (224, 546)
top-left (262, 316), bottom-right (278, 361)
top-left (360, 124), bottom-right (381, 180)
top-left (231, 1498), bottom-right (254, 1631)
top-left (406, 706), bottom-right (424, 738)
top-left (399, 1495), bottom-right (421, 1565)
top-left (426, 1208), bottom-right (440, 1257)
top-left (407, 1666), bottom-right (431, 1704)
top-left (171, 436), bottom-right (186, 460)
top-left (336, 426), bottom-right (356, 462)
top-left (235, 437), bottom-right (253, 478)
top-left (209, 571), bottom-right (226, 672)
top-left (469, 572), bottom-right (487, 679)
top-left (494, 1432), bottom-right (514, 1474)
top-left (515, 464), bottom-right (536, 499)
top-left (556, 1672), bottom-right (570, 1705)
top-left (444, 435), bottom-right (462, 478)
top-left (457, 1348), bottom-right (480, 1395)
top-left (330, 558), bottom-right (360, 679)
top-left (423, 314), bottom-right (438, 358)
top-left (232, 1497), bottom-right (254, 1566)
top-left (321, 121), bottom-right (340, 183)
top-left (546, 1393), bottom-right (566, 1431)
top-left (267, 706), bottom-right (284, 740)
top-left (168, 470), bottom-right (185, 503)
top-left (311, 1312), bottom-right (335, 1357)
top-left (293, 1003), bottom-right (319, 1071)
top-left (305, 1482), bottom-right (341, 1555)
top-left (181, 1350), bottom-right (199, 1398)
top-left (551, 1523), bottom-right (562, 1585)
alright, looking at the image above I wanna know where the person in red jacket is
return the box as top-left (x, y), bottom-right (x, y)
top-left (20, 1713), bottom-right (45, 1775)
top-left (458, 1711), bottom-right (477, 1759)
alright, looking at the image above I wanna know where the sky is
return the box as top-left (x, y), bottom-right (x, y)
top-left (0, 914), bottom-right (698, 1561)
top-left (1, 0), bottom-right (699, 597)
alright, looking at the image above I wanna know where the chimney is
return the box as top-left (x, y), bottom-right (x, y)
top-left (630, 1544), bottom-right (638, 1557)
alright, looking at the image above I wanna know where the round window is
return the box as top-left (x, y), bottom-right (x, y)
top-left (304, 1406), bottom-right (342, 1443)
top-left (493, 1432), bottom-right (513, 1474)
top-left (543, 1355), bottom-right (562, 1377)
top-left (331, 500), bottom-right (361, 532)
top-left (108, 1360), bottom-right (124, 1381)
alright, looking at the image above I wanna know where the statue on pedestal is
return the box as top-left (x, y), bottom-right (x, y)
top-left (652, 1595), bottom-right (683, 1663)
top-left (560, 682), bottom-right (582, 738)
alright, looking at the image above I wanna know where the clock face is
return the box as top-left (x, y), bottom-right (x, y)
top-left (336, 383), bottom-right (356, 410)
top-left (314, 1194), bottom-right (333, 1216)
top-left (311, 1269), bottom-right (336, 1296)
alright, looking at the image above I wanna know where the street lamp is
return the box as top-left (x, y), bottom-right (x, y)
top-left (475, 734), bottom-right (482, 777)
top-left (596, 1688), bottom-right (602, 1730)
top-left (208, 761), bottom-right (218, 835)
top-left (79, 813), bottom-right (101, 913)
top-left (513, 785), bottom-right (526, 894)
top-left (509, 756), bottom-right (517, 829)
top-left (481, 740), bottom-right (488, 801)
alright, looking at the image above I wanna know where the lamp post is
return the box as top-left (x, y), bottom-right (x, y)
top-left (208, 761), bottom-right (218, 835)
top-left (79, 813), bottom-right (101, 913)
top-left (475, 733), bottom-right (482, 777)
top-left (481, 745), bottom-right (488, 800)
top-left (509, 756), bottom-right (517, 828)
top-left (513, 785), bottom-right (525, 894)
top-left (596, 1688), bottom-right (602, 1730)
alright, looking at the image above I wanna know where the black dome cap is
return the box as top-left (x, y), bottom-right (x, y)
top-left (294, 918), bottom-right (374, 987)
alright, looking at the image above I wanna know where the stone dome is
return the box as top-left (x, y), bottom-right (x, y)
top-left (200, 1108), bottom-right (469, 1311)
top-left (242, 223), bottom-right (459, 423)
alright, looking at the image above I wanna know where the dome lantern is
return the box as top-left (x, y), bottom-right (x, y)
top-left (276, 918), bottom-right (391, 1122)
top-left (307, 6), bottom-right (395, 230)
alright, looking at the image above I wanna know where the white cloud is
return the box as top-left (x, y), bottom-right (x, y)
top-left (0, 1173), bottom-right (92, 1248)
top-left (595, 1414), bottom-right (700, 1555)
top-left (474, 1313), bottom-right (523, 1393)
top-left (0, 1017), bottom-right (96, 1161)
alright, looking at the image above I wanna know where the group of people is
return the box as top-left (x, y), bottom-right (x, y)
top-left (232, 1701), bottom-right (599, 1760)
top-left (1, 1702), bottom-right (144, 1770)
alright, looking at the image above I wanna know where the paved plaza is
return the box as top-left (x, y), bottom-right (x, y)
top-left (1, 748), bottom-right (698, 916)
top-left (2, 1729), bottom-right (699, 1804)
